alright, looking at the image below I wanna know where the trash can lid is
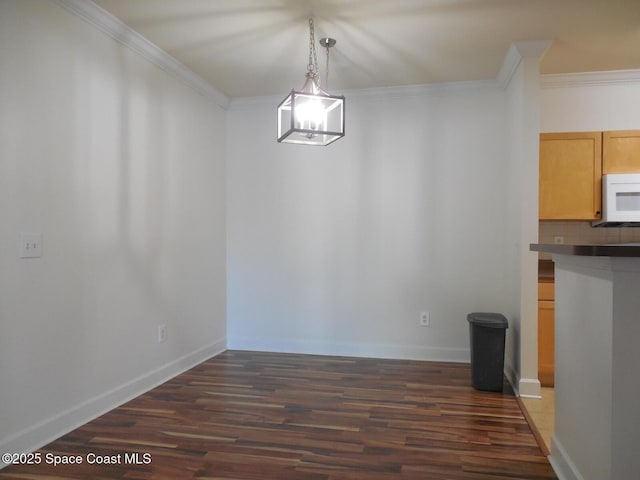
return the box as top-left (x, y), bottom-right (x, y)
top-left (467, 312), bottom-right (508, 329)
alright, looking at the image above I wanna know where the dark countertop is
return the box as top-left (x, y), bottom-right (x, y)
top-left (531, 243), bottom-right (640, 257)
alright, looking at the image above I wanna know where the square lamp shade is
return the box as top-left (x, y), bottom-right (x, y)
top-left (277, 90), bottom-right (345, 146)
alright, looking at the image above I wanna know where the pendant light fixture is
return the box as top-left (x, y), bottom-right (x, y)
top-left (277, 18), bottom-right (345, 146)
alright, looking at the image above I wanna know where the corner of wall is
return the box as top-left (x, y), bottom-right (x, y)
top-left (501, 40), bottom-right (546, 401)
top-left (518, 377), bottom-right (542, 398)
top-left (50, 0), bottom-right (230, 108)
top-left (0, 338), bottom-right (226, 465)
top-left (549, 436), bottom-right (586, 480)
top-left (497, 40), bottom-right (551, 89)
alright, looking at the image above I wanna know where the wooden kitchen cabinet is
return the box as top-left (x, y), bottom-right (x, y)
top-left (538, 282), bottom-right (555, 387)
top-left (539, 132), bottom-right (602, 220)
top-left (603, 130), bottom-right (640, 174)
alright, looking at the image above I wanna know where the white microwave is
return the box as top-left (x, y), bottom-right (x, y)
top-left (593, 173), bottom-right (640, 227)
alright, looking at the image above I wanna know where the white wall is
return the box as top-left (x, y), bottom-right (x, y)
top-left (0, 0), bottom-right (227, 456)
top-left (541, 73), bottom-right (640, 131)
top-left (226, 85), bottom-right (511, 360)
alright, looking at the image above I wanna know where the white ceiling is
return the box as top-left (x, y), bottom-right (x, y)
top-left (92, 0), bottom-right (640, 98)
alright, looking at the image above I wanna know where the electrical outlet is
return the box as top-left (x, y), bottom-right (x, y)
top-left (419, 312), bottom-right (430, 327)
top-left (158, 324), bottom-right (167, 343)
top-left (554, 236), bottom-right (564, 244)
top-left (19, 232), bottom-right (43, 258)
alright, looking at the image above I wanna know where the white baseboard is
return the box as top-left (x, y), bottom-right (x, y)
top-left (517, 377), bottom-right (541, 398)
top-left (503, 362), bottom-right (541, 398)
top-left (0, 337), bottom-right (226, 469)
top-left (549, 435), bottom-right (585, 480)
top-left (227, 336), bottom-right (470, 363)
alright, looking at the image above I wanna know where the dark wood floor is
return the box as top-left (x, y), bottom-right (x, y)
top-left (1, 351), bottom-right (557, 479)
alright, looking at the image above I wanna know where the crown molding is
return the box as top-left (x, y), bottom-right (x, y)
top-left (56, 2), bottom-right (634, 109)
top-left (497, 40), bottom-right (552, 89)
top-left (342, 79), bottom-right (501, 98)
top-left (229, 79), bottom-right (501, 110)
top-left (50, 0), bottom-right (230, 109)
top-left (541, 69), bottom-right (640, 89)
top-left (232, 40), bottom-right (554, 109)
top-left (219, 66), bottom-right (640, 111)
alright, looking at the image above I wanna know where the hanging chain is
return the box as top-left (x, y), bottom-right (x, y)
top-left (307, 17), bottom-right (320, 84)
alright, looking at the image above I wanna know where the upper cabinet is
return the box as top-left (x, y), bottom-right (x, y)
top-left (539, 132), bottom-right (602, 221)
top-left (602, 130), bottom-right (640, 174)
top-left (539, 129), bottom-right (640, 221)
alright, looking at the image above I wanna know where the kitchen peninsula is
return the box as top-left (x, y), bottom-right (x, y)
top-left (530, 243), bottom-right (640, 480)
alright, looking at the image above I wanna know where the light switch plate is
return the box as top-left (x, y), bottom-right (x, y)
top-left (19, 232), bottom-right (43, 258)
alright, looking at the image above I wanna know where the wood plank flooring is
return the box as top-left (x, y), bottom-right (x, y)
top-left (0, 351), bottom-right (557, 479)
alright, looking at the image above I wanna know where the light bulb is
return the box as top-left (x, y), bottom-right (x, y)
top-left (296, 98), bottom-right (325, 132)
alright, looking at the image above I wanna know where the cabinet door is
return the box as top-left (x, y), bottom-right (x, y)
top-left (539, 132), bottom-right (602, 220)
top-left (538, 299), bottom-right (555, 388)
top-left (603, 130), bottom-right (640, 174)
top-left (538, 282), bottom-right (554, 301)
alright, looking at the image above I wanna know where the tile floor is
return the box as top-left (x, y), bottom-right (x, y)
top-left (520, 387), bottom-right (555, 453)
